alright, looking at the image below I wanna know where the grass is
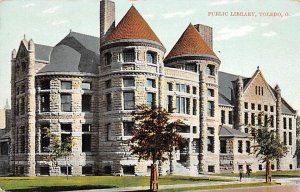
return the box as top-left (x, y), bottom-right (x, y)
top-left (160, 182), bottom-right (280, 192)
top-left (0, 175), bottom-right (234, 191)
top-left (215, 170), bottom-right (300, 178)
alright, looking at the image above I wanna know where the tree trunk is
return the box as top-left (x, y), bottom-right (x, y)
top-left (266, 160), bottom-right (272, 183)
top-left (150, 163), bottom-right (158, 191)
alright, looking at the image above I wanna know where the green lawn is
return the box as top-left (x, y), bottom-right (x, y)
top-left (160, 182), bottom-right (279, 192)
top-left (0, 175), bottom-right (234, 191)
top-left (215, 170), bottom-right (300, 178)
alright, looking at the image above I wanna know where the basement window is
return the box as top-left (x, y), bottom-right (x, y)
top-left (40, 167), bottom-right (50, 176)
top-left (123, 165), bottom-right (135, 175)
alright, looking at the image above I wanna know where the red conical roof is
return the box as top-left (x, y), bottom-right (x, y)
top-left (166, 24), bottom-right (217, 59)
top-left (106, 6), bottom-right (162, 44)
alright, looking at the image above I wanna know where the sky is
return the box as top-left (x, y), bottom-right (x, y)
top-left (0, 0), bottom-right (299, 114)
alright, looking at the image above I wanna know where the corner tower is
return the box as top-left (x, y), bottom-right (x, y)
top-left (98, 5), bottom-right (166, 175)
top-left (165, 24), bottom-right (221, 174)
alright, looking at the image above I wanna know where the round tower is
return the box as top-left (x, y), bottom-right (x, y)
top-left (164, 24), bottom-right (221, 174)
top-left (99, 5), bottom-right (166, 175)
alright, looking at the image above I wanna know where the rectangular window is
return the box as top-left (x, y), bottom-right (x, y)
top-left (193, 126), bottom-right (197, 134)
top-left (167, 83), bottom-right (173, 91)
top-left (19, 126), bottom-right (25, 153)
top-left (246, 141), bottom-right (251, 153)
top-left (284, 132), bottom-right (287, 145)
top-left (176, 84), bottom-right (187, 93)
top-left (176, 97), bottom-right (180, 113)
top-left (185, 63), bottom-right (197, 72)
top-left (82, 134), bottom-right (91, 152)
top-left (251, 103), bottom-right (255, 110)
top-left (40, 167), bottom-right (50, 176)
top-left (124, 122), bottom-right (134, 136)
top-left (207, 101), bottom-right (214, 117)
top-left (177, 125), bottom-right (190, 133)
top-left (147, 79), bottom-right (156, 88)
top-left (81, 82), bottom-right (91, 90)
top-left (106, 93), bottom-right (112, 111)
top-left (208, 127), bottom-right (214, 134)
top-left (61, 166), bottom-right (71, 175)
top-left (258, 104), bottom-right (261, 111)
top-left (40, 80), bottom-right (50, 90)
top-left (192, 99), bottom-right (197, 115)
top-left (41, 124), bottom-right (50, 153)
top-left (61, 133), bottom-right (71, 152)
top-left (289, 118), bottom-right (292, 130)
top-left (244, 112), bottom-right (248, 125)
top-left (107, 123), bottom-right (112, 141)
top-left (124, 92), bottom-right (135, 110)
top-left (82, 94), bottom-right (91, 112)
top-left (244, 102), bottom-right (248, 109)
top-left (123, 78), bottom-right (135, 87)
top-left (105, 52), bottom-right (112, 65)
top-left (180, 97), bottom-right (186, 114)
top-left (220, 140), bottom-right (227, 153)
top-left (289, 132), bottom-right (292, 145)
top-left (82, 166), bottom-right (93, 175)
top-left (61, 94), bottom-right (72, 112)
top-left (264, 114), bottom-right (268, 127)
top-left (221, 110), bottom-right (225, 124)
top-left (41, 93), bottom-right (50, 112)
top-left (105, 80), bottom-right (111, 89)
top-left (207, 136), bottom-right (214, 152)
top-left (238, 140), bottom-right (243, 153)
top-left (146, 92), bottom-right (155, 108)
top-left (208, 166), bottom-right (215, 173)
top-left (61, 81), bottom-right (72, 90)
top-left (167, 96), bottom-right (172, 112)
top-left (0, 142), bottom-right (8, 155)
top-left (283, 117), bottom-right (287, 129)
top-left (61, 124), bottom-right (72, 132)
top-left (207, 89), bottom-right (214, 97)
top-left (186, 98), bottom-right (190, 114)
top-left (270, 115), bottom-right (274, 127)
top-left (228, 111), bottom-right (233, 124)
top-left (146, 51), bottom-right (157, 64)
top-left (82, 124), bottom-right (91, 132)
top-left (258, 114), bottom-right (262, 126)
top-left (192, 87), bottom-right (197, 94)
top-left (123, 49), bottom-right (135, 62)
top-left (264, 105), bottom-right (268, 112)
top-left (251, 113), bottom-right (255, 125)
top-left (206, 65), bottom-right (215, 76)
top-left (270, 106), bottom-right (274, 112)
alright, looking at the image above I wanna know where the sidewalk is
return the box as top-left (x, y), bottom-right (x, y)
top-left (69, 177), bottom-right (265, 192)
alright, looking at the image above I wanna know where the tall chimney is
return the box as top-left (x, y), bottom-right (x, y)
top-left (194, 24), bottom-right (213, 49)
top-left (100, 0), bottom-right (115, 43)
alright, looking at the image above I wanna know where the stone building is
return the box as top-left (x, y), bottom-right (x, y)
top-left (9, 0), bottom-right (297, 176)
top-left (0, 101), bottom-right (11, 175)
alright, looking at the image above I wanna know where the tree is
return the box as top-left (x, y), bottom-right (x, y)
top-left (129, 105), bottom-right (186, 191)
top-left (43, 128), bottom-right (74, 179)
top-left (251, 126), bottom-right (288, 183)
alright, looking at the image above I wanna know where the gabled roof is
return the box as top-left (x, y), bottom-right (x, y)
top-left (218, 71), bottom-right (297, 115)
top-left (105, 6), bottom-right (162, 45)
top-left (38, 32), bottom-right (99, 74)
top-left (35, 44), bottom-right (53, 61)
top-left (219, 126), bottom-right (249, 138)
top-left (165, 24), bottom-right (217, 60)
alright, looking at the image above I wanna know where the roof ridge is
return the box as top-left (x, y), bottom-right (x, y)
top-left (35, 43), bottom-right (53, 48)
top-left (219, 71), bottom-right (248, 79)
top-left (69, 31), bottom-right (99, 39)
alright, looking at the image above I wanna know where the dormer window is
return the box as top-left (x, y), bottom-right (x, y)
top-left (206, 65), bottom-right (215, 76)
top-left (146, 51), bottom-right (157, 64)
top-left (105, 52), bottom-right (112, 65)
top-left (123, 49), bottom-right (135, 62)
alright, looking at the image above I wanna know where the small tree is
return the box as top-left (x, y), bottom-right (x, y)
top-left (43, 128), bottom-right (73, 179)
top-left (251, 126), bottom-right (288, 183)
top-left (129, 105), bottom-right (186, 191)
